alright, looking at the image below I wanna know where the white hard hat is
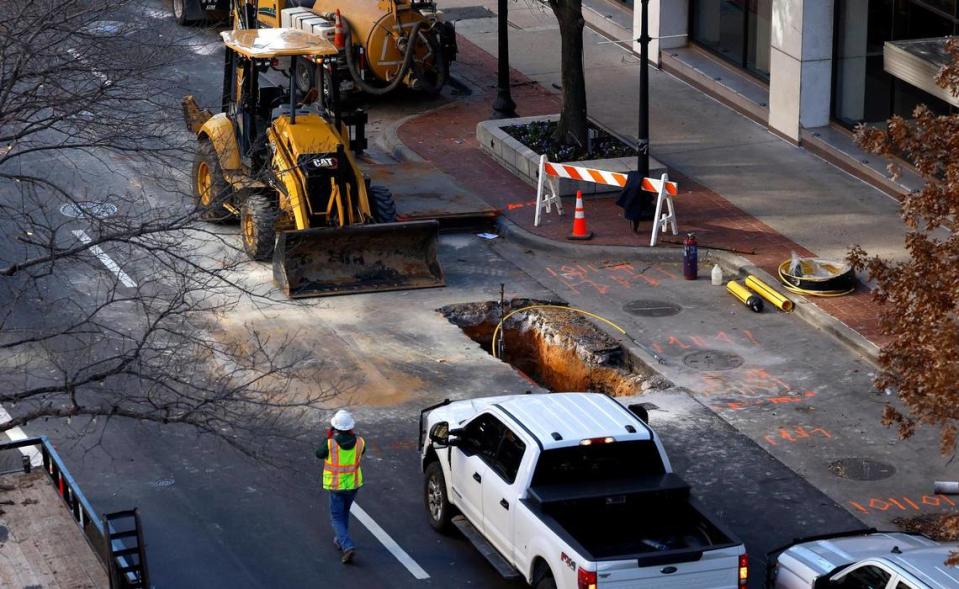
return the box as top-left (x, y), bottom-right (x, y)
top-left (331, 409), bottom-right (355, 431)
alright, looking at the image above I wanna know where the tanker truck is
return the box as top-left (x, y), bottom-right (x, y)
top-left (215, 0), bottom-right (457, 97)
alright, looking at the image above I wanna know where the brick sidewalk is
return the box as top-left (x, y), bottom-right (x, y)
top-left (398, 38), bottom-right (886, 347)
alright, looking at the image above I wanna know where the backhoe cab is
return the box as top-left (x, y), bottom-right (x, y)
top-left (184, 28), bottom-right (443, 297)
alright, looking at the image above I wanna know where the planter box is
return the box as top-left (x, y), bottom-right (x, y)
top-left (477, 114), bottom-right (666, 197)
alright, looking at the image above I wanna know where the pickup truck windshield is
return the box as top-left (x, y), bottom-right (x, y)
top-left (531, 440), bottom-right (666, 486)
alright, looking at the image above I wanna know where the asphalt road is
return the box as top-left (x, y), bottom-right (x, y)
top-left (0, 2), bottom-right (924, 588)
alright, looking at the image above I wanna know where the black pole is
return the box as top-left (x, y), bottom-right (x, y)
top-left (491, 0), bottom-right (517, 118)
top-left (638, 0), bottom-right (649, 179)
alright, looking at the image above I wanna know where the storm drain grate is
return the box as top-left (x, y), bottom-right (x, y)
top-left (683, 350), bottom-right (744, 371)
top-left (829, 458), bottom-right (896, 481)
top-left (623, 299), bottom-right (682, 317)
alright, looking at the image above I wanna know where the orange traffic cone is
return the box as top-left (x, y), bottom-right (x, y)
top-left (568, 190), bottom-right (593, 240)
top-left (333, 9), bottom-right (344, 50)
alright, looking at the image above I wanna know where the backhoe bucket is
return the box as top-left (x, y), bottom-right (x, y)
top-left (273, 220), bottom-right (444, 298)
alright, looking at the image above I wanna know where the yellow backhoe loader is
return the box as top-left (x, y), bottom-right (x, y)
top-left (183, 28), bottom-right (443, 297)
top-left (229, 0), bottom-right (456, 97)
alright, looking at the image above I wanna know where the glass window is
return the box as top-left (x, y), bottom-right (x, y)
top-left (691, 0), bottom-right (772, 80)
top-left (692, 0), bottom-right (747, 66)
top-left (896, 581), bottom-right (917, 589)
top-left (834, 565), bottom-right (892, 589)
top-left (746, 0), bottom-right (772, 78)
top-left (531, 440), bottom-right (666, 486)
top-left (492, 428), bottom-right (526, 484)
top-left (833, 0), bottom-right (958, 126)
top-left (462, 413), bottom-right (504, 460)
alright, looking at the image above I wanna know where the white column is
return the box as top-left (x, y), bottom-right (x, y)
top-left (768, 0), bottom-right (835, 141)
top-left (638, 0), bottom-right (689, 66)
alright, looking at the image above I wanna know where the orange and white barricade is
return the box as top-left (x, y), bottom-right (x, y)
top-left (534, 155), bottom-right (679, 246)
top-left (646, 173), bottom-right (680, 247)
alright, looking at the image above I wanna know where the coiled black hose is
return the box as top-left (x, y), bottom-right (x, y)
top-left (341, 17), bottom-right (444, 95)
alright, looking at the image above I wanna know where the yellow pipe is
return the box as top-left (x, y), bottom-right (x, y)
top-left (490, 305), bottom-right (626, 359)
top-left (727, 281), bottom-right (764, 313)
top-left (745, 275), bottom-right (794, 313)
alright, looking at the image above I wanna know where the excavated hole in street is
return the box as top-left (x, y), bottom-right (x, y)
top-left (439, 299), bottom-right (657, 396)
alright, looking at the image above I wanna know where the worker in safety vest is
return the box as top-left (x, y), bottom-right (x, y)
top-left (316, 409), bottom-right (366, 564)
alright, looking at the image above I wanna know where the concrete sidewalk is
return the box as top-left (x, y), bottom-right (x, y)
top-left (394, 2), bottom-right (924, 350)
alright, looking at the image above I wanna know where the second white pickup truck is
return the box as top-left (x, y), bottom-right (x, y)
top-left (770, 530), bottom-right (959, 589)
top-left (419, 392), bottom-right (748, 589)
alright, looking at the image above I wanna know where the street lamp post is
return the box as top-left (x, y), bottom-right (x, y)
top-left (637, 0), bottom-right (649, 180)
top-left (491, 0), bottom-right (517, 118)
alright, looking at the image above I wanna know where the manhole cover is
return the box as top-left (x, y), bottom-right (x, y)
top-left (623, 299), bottom-right (682, 317)
top-left (59, 202), bottom-right (117, 219)
top-left (83, 20), bottom-right (129, 36)
top-left (828, 458), bottom-right (896, 481)
top-left (683, 350), bottom-right (744, 371)
top-left (151, 478), bottom-right (175, 488)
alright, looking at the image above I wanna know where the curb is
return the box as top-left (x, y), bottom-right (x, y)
top-left (710, 252), bottom-right (882, 368)
top-left (377, 98), bottom-right (476, 164)
top-left (379, 83), bottom-right (884, 372)
top-left (496, 216), bottom-right (882, 369)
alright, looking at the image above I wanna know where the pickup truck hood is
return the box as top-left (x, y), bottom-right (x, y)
top-left (778, 532), bottom-right (938, 578)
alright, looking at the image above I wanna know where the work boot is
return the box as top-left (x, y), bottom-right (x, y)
top-left (341, 548), bottom-right (355, 564)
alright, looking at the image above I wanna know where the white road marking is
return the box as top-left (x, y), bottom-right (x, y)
top-left (351, 502), bottom-right (430, 580)
top-left (72, 230), bottom-right (137, 288)
top-left (0, 405), bottom-right (42, 466)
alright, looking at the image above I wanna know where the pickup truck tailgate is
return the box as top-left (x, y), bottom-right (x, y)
top-left (599, 548), bottom-right (742, 589)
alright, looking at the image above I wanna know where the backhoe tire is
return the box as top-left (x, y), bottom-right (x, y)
top-left (240, 194), bottom-right (278, 261)
top-left (424, 461), bottom-right (452, 534)
top-left (192, 140), bottom-right (233, 223)
top-left (370, 185), bottom-right (397, 224)
top-left (172, 0), bottom-right (200, 26)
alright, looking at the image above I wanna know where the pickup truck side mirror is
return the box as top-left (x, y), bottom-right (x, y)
top-left (628, 403), bottom-right (649, 424)
top-left (429, 422), bottom-right (450, 445)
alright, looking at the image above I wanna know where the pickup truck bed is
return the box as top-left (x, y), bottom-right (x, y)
top-left (0, 470), bottom-right (108, 588)
top-left (526, 474), bottom-right (739, 561)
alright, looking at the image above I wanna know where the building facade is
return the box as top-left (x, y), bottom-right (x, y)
top-left (635, 0), bottom-right (957, 141)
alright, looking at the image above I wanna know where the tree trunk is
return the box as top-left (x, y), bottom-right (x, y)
top-left (550, 0), bottom-right (588, 150)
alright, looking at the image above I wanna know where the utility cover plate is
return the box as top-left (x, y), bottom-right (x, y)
top-left (828, 458), bottom-right (896, 481)
top-left (683, 350), bottom-right (744, 371)
top-left (623, 299), bottom-right (682, 317)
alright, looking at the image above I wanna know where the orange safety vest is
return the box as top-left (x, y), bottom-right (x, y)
top-left (322, 436), bottom-right (365, 491)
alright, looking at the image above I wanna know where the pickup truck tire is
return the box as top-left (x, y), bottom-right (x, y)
top-left (425, 461), bottom-right (452, 533)
top-left (534, 573), bottom-right (556, 589)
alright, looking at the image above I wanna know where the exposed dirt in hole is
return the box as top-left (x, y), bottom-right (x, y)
top-left (440, 299), bottom-right (664, 396)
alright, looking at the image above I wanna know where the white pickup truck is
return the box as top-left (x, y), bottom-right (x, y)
top-left (770, 530), bottom-right (959, 589)
top-left (418, 392), bottom-right (748, 589)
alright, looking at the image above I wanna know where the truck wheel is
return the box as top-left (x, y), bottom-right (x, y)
top-left (192, 140), bottom-right (233, 223)
top-left (424, 461), bottom-right (452, 533)
top-left (172, 0), bottom-right (200, 25)
top-left (240, 194), bottom-right (278, 261)
top-left (369, 186), bottom-right (397, 223)
top-left (534, 573), bottom-right (557, 589)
